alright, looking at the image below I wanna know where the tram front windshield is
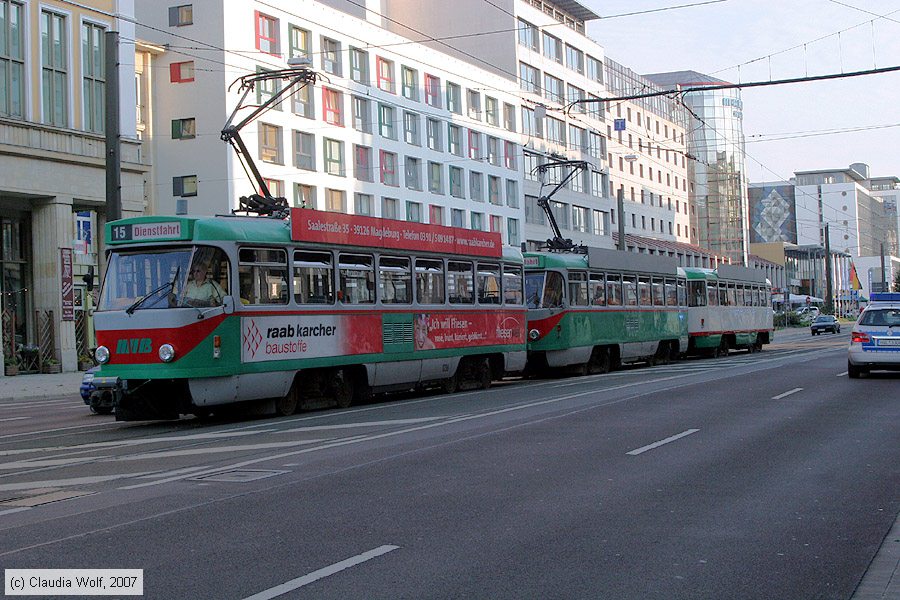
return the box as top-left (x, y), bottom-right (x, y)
top-left (98, 246), bottom-right (230, 311)
top-left (525, 271), bottom-right (564, 309)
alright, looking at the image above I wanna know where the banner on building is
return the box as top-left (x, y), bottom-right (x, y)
top-left (61, 248), bottom-right (75, 321)
top-left (849, 261), bottom-right (862, 291)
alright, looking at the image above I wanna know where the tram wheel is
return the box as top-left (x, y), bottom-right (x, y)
top-left (715, 338), bottom-right (729, 358)
top-left (332, 370), bottom-right (354, 408)
top-left (441, 371), bottom-right (459, 394)
top-left (274, 388), bottom-right (298, 417)
top-left (587, 348), bottom-right (611, 375)
top-left (477, 358), bottom-right (492, 390)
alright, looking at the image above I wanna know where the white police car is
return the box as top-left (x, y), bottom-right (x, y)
top-left (848, 293), bottom-right (900, 378)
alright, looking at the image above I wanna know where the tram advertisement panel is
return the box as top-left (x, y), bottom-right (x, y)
top-left (241, 314), bottom-right (382, 363)
top-left (414, 311), bottom-right (524, 351)
top-left (291, 208), bottom-right (502, 258)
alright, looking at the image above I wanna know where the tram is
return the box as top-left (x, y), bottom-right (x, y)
top-left (524, 248), bottom-right (689, 374)
top-left (92, 208), bottom-right (527, 420)
top-left (683, 265), bottom-right (774, 356)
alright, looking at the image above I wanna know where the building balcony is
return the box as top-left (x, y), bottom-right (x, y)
top-left (0, 117), bottom-right (146, 169)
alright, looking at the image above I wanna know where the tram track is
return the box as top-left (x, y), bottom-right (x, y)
top-left (0, 334), bottom-right (846, 496)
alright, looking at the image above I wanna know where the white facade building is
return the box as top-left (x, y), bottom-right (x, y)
top-left (793, 163), bottom-right (888, 258)
top-left (374, 0), bottom-right (691, 251)
top-left (136, 0), bottom-right (525, 247)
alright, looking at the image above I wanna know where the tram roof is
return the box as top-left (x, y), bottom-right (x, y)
top-left (105, 215), bottom-right (522, 261)
top-left (525, 248), bottom-right (680, 276)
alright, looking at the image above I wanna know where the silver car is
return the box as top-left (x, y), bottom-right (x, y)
top-left (848, 296), bottom-right (900, 378)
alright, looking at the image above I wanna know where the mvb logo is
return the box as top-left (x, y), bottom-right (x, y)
top-left (116, 338), bottom-right (153, 354)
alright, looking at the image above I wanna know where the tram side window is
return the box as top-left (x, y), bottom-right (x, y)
top-left (623, 276), bottom-right (638, 306)
top-left (477, 263), bottom-right (501, 304)
top-left (339, 254), bottom-right (375, 304)
top-left (700, 281), bottom-right (719, 306)
top-left (238, 248), bottom-right (288, 305)
top-left (652, 277), bottom-right (665, 306)
top-left (665, 278), bottom-right (677, 306)
top-left (637, 276), bottom-right (651, 306)
top-left (677, 279), bottom-right (686, 306)
top-left (448, 261), bottom-right (474, 304)
top-left (503, 265), bottom-right (524, 305)
top-left (380, 256), bottom-right (411, 304)
top-left (688, 281), bottom-right (706, 307)
top-left (542, 270), bottom-right (564, 308)
top-left (726, 283), bottom-right (736, 306)
top-left (717, 283), bottom-right (727, 306)
top-left (416, 259), bottom-right (445, 304)
top-left (590, 272), bottom-right (605, 306)
top-left (293, 251), bottom-right (333, 304)
top-left (743, 286), bottom-right (751, 307)
top-left (568, 271), bottom-right (588, 306)
top-left (607, 274), bottom-right (623, 306)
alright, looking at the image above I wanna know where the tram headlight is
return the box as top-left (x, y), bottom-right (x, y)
top-left (159, 344), bottom-right (176, 363)
top-left (95, 346), bottom-right (110, 364)
top-left (529, 328), bottom-right (541, 341)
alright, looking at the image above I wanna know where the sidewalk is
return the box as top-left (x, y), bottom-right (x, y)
top-left (0, 370), bottom-right (85, 402)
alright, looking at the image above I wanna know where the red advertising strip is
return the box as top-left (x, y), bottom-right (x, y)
top-left (414, 310), bottom-right (525, 350)
top-left (291, 208), bottom-right (502, 258)
top-left (60, 248), bottom-right (74, 321)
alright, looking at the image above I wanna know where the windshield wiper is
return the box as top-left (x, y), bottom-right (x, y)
top-left (125, 266), bottom-right (181, 315)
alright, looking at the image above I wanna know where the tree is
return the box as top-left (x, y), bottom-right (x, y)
top-left (894, 270), bottom-right (900, 292)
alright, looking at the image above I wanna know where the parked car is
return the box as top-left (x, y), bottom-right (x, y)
top-left (810, 315), bottom-right (841, 335)
top-left (848, 293), bottom-right (900, 378)
top-left (80, 366), bottom-right (113, 414)
top-left (796, 305), bottom-right (820, 319)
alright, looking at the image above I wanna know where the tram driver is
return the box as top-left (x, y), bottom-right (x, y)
top-left (184, 259), bottom-right (225, 307)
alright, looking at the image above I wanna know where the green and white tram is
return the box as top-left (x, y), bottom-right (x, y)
top-left (93, 208), bottom-right (527, 420)
top-left (524, 248), bottom-right (689, 374)
top-left (683, 265), bottom-right (774, 356)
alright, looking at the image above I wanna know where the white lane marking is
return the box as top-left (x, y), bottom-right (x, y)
top-left (0, 472), bottom-right (154, 492)
top-left (771, 387), bottom-right (803, 400)
top-left (279, 416), bottom-right (448, 433)
top-left (837, 371), bottom-right (848, 377)
top-left (0, 416), bottom-right (29, 423)
top-left (0, 506), bottom-right (31, 517)
top-left (135, 465), bottom-right (212, 479)
top-left (0, 456), bottom-right (111, 470)
top-left (114, 439), bottom-right (328, 461)
top-left (242, 545), bottom-right (399, 600)
top-left (0, 430), bottom-right (274, 457)
top-left (627, 429), bottom-right (700, 456)
top-left (0, 420), bottom-right (125, 441)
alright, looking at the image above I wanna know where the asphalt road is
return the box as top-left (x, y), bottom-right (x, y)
top-left (0, 328), bottom-right (897, 599)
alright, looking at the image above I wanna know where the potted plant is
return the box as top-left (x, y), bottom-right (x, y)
top-left (4, 355), bottom-right (18, 376)
top-left (78, 353), bottom-right (94, 371)
top-left (42, 358), bottom-right (61, 374)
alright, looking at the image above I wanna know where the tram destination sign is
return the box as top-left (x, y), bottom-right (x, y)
top-left (108, 221), bottom-right (185, 244)
top-left (291, 208), bottom-right (502, 258)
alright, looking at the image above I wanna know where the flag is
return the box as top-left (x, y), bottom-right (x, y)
top-left (849, 262), bottom-right (862, 291)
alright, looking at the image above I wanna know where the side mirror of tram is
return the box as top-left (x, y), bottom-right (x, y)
top-left (222, 296), bottom-right (235, 315)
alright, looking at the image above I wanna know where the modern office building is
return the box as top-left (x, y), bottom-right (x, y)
top-left (793, 163), bottom-right (889, 257)
top-left (645, 70), bottom-right (750, 266)
top-left (373, 0), bottom-right (692, 252)
top-left (0, 0), bottom-right (148, 373)
top-left (136, 0), bottom-right (525, 247)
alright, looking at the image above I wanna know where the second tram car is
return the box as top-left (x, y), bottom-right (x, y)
top-left (524, 248), bottom-right (689, 374)
top-left (683, 265), bottom-right (774, 356)
top-left (92, 209), bottom-right (527, 420)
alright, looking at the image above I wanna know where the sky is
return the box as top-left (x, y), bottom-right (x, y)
top-left (584, 0), bottom-right (900, 183)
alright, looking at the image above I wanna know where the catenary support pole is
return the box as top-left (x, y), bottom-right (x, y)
top-left (105, 30), bottom-right (121, 223)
